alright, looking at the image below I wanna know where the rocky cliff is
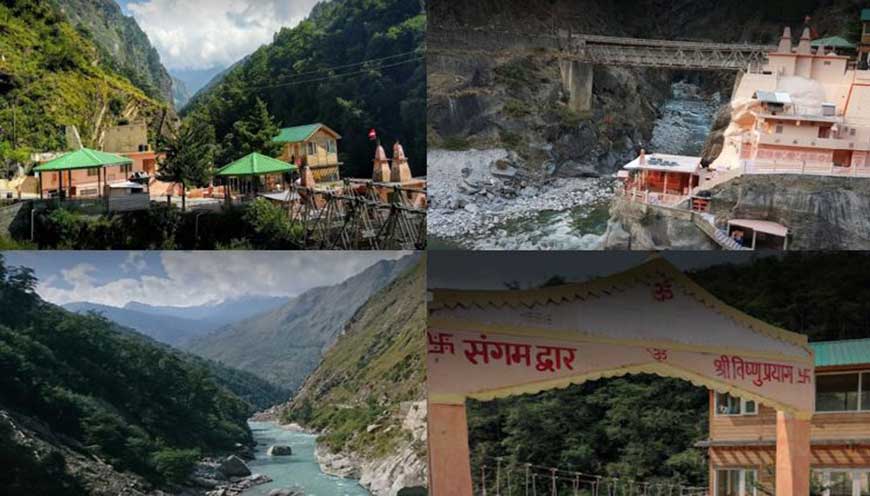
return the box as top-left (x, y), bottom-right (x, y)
top-left (603, 174), bottom-right (870, 250)
top-left (278, 259), bottom-right (427, 496)
top-left (50, 0), bottom-right (174, 104)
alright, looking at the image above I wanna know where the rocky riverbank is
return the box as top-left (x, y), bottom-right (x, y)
top-left (314, 401), bottom-right (428, 496)
top-left (428, 148), bottom-right (615, 249)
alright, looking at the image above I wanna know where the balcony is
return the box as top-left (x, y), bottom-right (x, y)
top-left (754, 132), bottom-right (870, 152)
top-left (744, 159), bottom-right (870, 177)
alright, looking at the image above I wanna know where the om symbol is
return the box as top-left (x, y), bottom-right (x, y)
top-left (653, 280), bottom-right (673, 301)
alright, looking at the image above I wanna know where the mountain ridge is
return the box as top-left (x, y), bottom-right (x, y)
top-left (185, 254), bottom-right (420, 390)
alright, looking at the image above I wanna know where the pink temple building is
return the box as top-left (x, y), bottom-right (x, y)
top-left (733, 26), bottom-right (870, 176)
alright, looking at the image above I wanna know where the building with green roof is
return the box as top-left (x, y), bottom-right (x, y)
top-left (215, 152), bottom-right (296, 203)
top-left (810, 36), bottom-right (855, 51)
top-left (272, 123), bottom-right (342, 183)
top-left (33, 148), bottom-right (133, 199)
top-left (861, 9), bottom-right (870, 66)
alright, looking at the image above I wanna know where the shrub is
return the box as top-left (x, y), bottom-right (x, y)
top-left (151, 448), bottom-right (200, 484)
top-left (242, 198), bottom-right (301, 249)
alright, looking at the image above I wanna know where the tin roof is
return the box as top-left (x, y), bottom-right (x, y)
top-left (811, 339), bottom-right (870, 368)
top-left (754, 91), bottom-right (792, 105)
top-left (862, 8), bottom-right (870, 22)
top-left (33, 148), bottom-right (132, 172)
top-left (215, 153), bottom-right (295, 177)
top-left (810, 36), bottom-right (856, 49)
top-left (271, 123), bottom-right (341, 143)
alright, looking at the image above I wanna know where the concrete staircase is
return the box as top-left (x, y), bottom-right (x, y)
top-left (692, 213), bottom-right (751, 250)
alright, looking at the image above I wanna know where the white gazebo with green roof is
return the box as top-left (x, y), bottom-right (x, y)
top-left (215, 152), bottom-right (296, 203)
top-left (33, 148), bottom-right (133, 199)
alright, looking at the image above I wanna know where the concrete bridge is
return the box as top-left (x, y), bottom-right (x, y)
top-left (429, 28), bottom-right (776, 112)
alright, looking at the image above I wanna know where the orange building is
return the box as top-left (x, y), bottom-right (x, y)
top-left (38, 122), bottom-right (163, 198)
top-left (700, 339), bottom-right (870, 496)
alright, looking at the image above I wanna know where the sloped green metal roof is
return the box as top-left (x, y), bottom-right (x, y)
top-left (811, 339), bottom-right (870, 367)
top-left (810, 36), bottom-right (855, 49)
top-left (215, 152), bottom-right (295, 177)
top-left (34, 148), bottom-right (132, 172)
top-left (862, 9), bottom-right (870, 22)
top-left (271, 123), bottom-right (340, 143)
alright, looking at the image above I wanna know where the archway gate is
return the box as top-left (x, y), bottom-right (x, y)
top-left (427, 257), bottom-right (815, 496)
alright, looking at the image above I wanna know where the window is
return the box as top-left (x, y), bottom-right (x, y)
top-left (813, 469), bottom-right (870, 496)
top-left (715, 393), bottom-right (757, 416)
top-left (775, 125), bottom-right (784, 134)
top-left (87, 168), bottom-right (99, 177)
top-left (816, 373), bottom-right (862, 412)
top-left (715, 469), bottom-right (757, 496)
top-left (120, 163), bottom-right (132, 176)
top-left (307, 142), bottom-right (316, 155)
top-left (327, 139), bottom-right (336, 153)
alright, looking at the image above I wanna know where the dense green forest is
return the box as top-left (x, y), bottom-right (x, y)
top-left (0, 255), bottom-right (255, 493)
top-left (0, 0), bottom-right (168, 172)
top-left (183, 0), bottom-right (426, 178)
top-left (468, 253), bottom-right (870, 491)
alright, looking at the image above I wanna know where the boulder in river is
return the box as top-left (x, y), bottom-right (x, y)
top-left (218, 455), bottom-right (251, 477)
top-left (267, 445), bottom-right (293, 456)
top-left (268, 489), bottom-right (304, 496)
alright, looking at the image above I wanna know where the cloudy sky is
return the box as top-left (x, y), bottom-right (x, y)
top-left (4, 251), bottom-right (407, 308)
top-left (117, 0), bottom-right (320, 70)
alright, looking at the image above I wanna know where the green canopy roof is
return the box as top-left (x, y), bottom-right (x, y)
top-left (862, 8), bottom-right (870, 22)
top-left (811, 339), bottom-right (870, 367)
top-left (215, 152), bottom-right (295, 177)
top-left (272, 123), bottom-right (340, 143)
top-left (811, 36), bottom-right (855, 49)
top-left (34, 148), bottom-right (132, 172)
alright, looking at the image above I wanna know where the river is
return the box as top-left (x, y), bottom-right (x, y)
top-left (427, 81), bottom-right (719, 250)
top-left (242, 421), bottom-right (370, 496)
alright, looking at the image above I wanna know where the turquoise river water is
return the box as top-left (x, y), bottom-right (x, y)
top-left (242, 421), bottom-right (370, 496)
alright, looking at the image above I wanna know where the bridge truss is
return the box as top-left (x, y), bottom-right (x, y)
top-left (430, 28), bottom-right (775, 71)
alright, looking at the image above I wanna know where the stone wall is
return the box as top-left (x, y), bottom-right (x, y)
top-left (0, 201), bottom-right (32, 240)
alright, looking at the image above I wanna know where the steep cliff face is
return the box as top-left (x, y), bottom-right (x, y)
top-left (279, 260), bottom-right (427, 496)
top-left (706, 174), bottom-right (870, 250)
top-left (50, 0), bottom-right (174, 104)
top-left (603, 174), bottom-right (870, 250)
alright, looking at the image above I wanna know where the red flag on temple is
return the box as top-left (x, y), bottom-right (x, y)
top-left (368, 128), bottom-right (377, 141)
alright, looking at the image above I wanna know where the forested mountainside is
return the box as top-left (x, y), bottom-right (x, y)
top-left (0, 256), bottom-right (255, 494)
top-left (0, 0), bottom-right (169, 159)
top-left (468, 252), bottom-right (870, 488)
top-left (281, 257), bottom-right (427, 495)
top-left (428, 0), bottom-right (863, 175)
top-left (185, 254), bottom-right (420, 391)
top-left (48, 0), bottom-right (174, 104)
top-left (182, 0), bottom-right (426, 178)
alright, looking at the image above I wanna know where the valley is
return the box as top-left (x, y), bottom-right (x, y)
top-left (0, 252), bottom-right (426, 496)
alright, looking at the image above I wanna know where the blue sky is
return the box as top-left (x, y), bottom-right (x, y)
top-left (4, 251), bottom-right (407, 307)
top-left (114, 0), bottom-right (320, 70)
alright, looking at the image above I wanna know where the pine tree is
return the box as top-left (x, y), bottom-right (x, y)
top-left (227, 97), bottom-right (281, 162)
top-left (157, 117), bottom-right (215, 211)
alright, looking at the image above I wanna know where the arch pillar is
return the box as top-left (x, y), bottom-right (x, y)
top-left (776, 411), bottom-right (811, 496)
top-left (428, 401), bottom-right (473, 496)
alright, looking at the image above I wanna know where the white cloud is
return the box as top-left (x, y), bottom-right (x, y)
top-left (121, 252), bottom-right (147, 273)
top-left (125, 0), bottom-right (320, 70)
top-left (37, 252), bottom-right (410, 308)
